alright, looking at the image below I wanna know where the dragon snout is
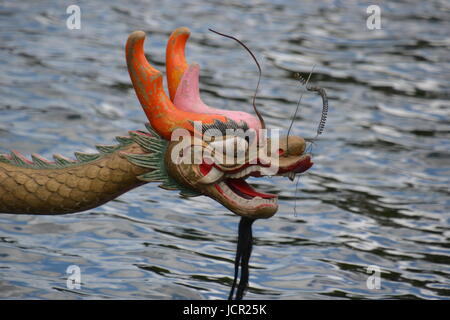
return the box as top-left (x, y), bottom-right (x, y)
top-left (278, 135), bottom-right (306, 157)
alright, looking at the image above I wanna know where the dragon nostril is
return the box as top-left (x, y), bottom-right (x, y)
top-left (199, 162), bottom-right (213, 175)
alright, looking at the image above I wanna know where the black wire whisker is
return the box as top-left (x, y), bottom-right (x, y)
top-left (286, 66), bottom-right (316, 146)
top-left (288, 68), bottom-right (329, 157)
top-left (209, 28), bottom-right (265, 130)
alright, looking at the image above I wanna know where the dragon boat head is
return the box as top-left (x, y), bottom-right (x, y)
top-left (125, 28), bottom-right (313, 219)
top-left (164, 133), bottom-right (313, 219)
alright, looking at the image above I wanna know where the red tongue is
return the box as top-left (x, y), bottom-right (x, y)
top-left (226, 179), bottom-right (276, 199)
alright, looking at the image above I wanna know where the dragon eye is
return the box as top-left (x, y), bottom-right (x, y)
top-left (206, 136), bottom-right (248, 166)
top-left (235, 137), bottom-right (248, 154)
top-left (208, 136), bottom-right (248, 153)
top-left (223, 136), bottom-right (248, 155)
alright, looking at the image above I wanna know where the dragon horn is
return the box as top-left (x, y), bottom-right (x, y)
top-left (125, 30), bottom-right (227, 140)
top-left (174, 64), bottom-right (262, 133)
top-left (166, 27), bottom-right (190, 101)
top-left (166, 28), bottom-right (263, 135)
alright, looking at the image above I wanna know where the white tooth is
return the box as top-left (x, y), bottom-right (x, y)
top-left (224, 185), bottom-right (232, 194)
top-left (228, 169), bottom-right (247, 179)
top-left (260, 166), bottom-right (272, 176)
top-left (223, 184), bottom-right (237, 199)
top-left (252, 196), bottom-right (263, 205)
top-left (198, 166), bottom-right (224, 184)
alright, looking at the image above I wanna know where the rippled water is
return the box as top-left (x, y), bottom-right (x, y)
top-left (0, 0), bottom-right (449, 299)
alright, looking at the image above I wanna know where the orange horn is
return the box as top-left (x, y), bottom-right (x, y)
top-left (166, 27), bottom-right (190, 101)
top-left (126, 31), bottom-right (227, 140)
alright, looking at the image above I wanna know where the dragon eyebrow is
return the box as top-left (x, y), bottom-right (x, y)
top-left (305, 82), bottom-right (328, 155)
top-left (208, 28), bottom-right (265, 130)
top-left (308, 85), bottom-right (328, 137)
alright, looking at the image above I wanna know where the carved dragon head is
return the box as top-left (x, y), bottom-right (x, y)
top-left (125, 28), bottom-right (313, 220)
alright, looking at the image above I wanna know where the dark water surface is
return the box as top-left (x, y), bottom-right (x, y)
top-left (0, 0), bottom-right (449, 299)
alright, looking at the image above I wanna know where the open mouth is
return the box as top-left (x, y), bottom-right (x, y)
top-left (210, 155), bottom-right (313, 209)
